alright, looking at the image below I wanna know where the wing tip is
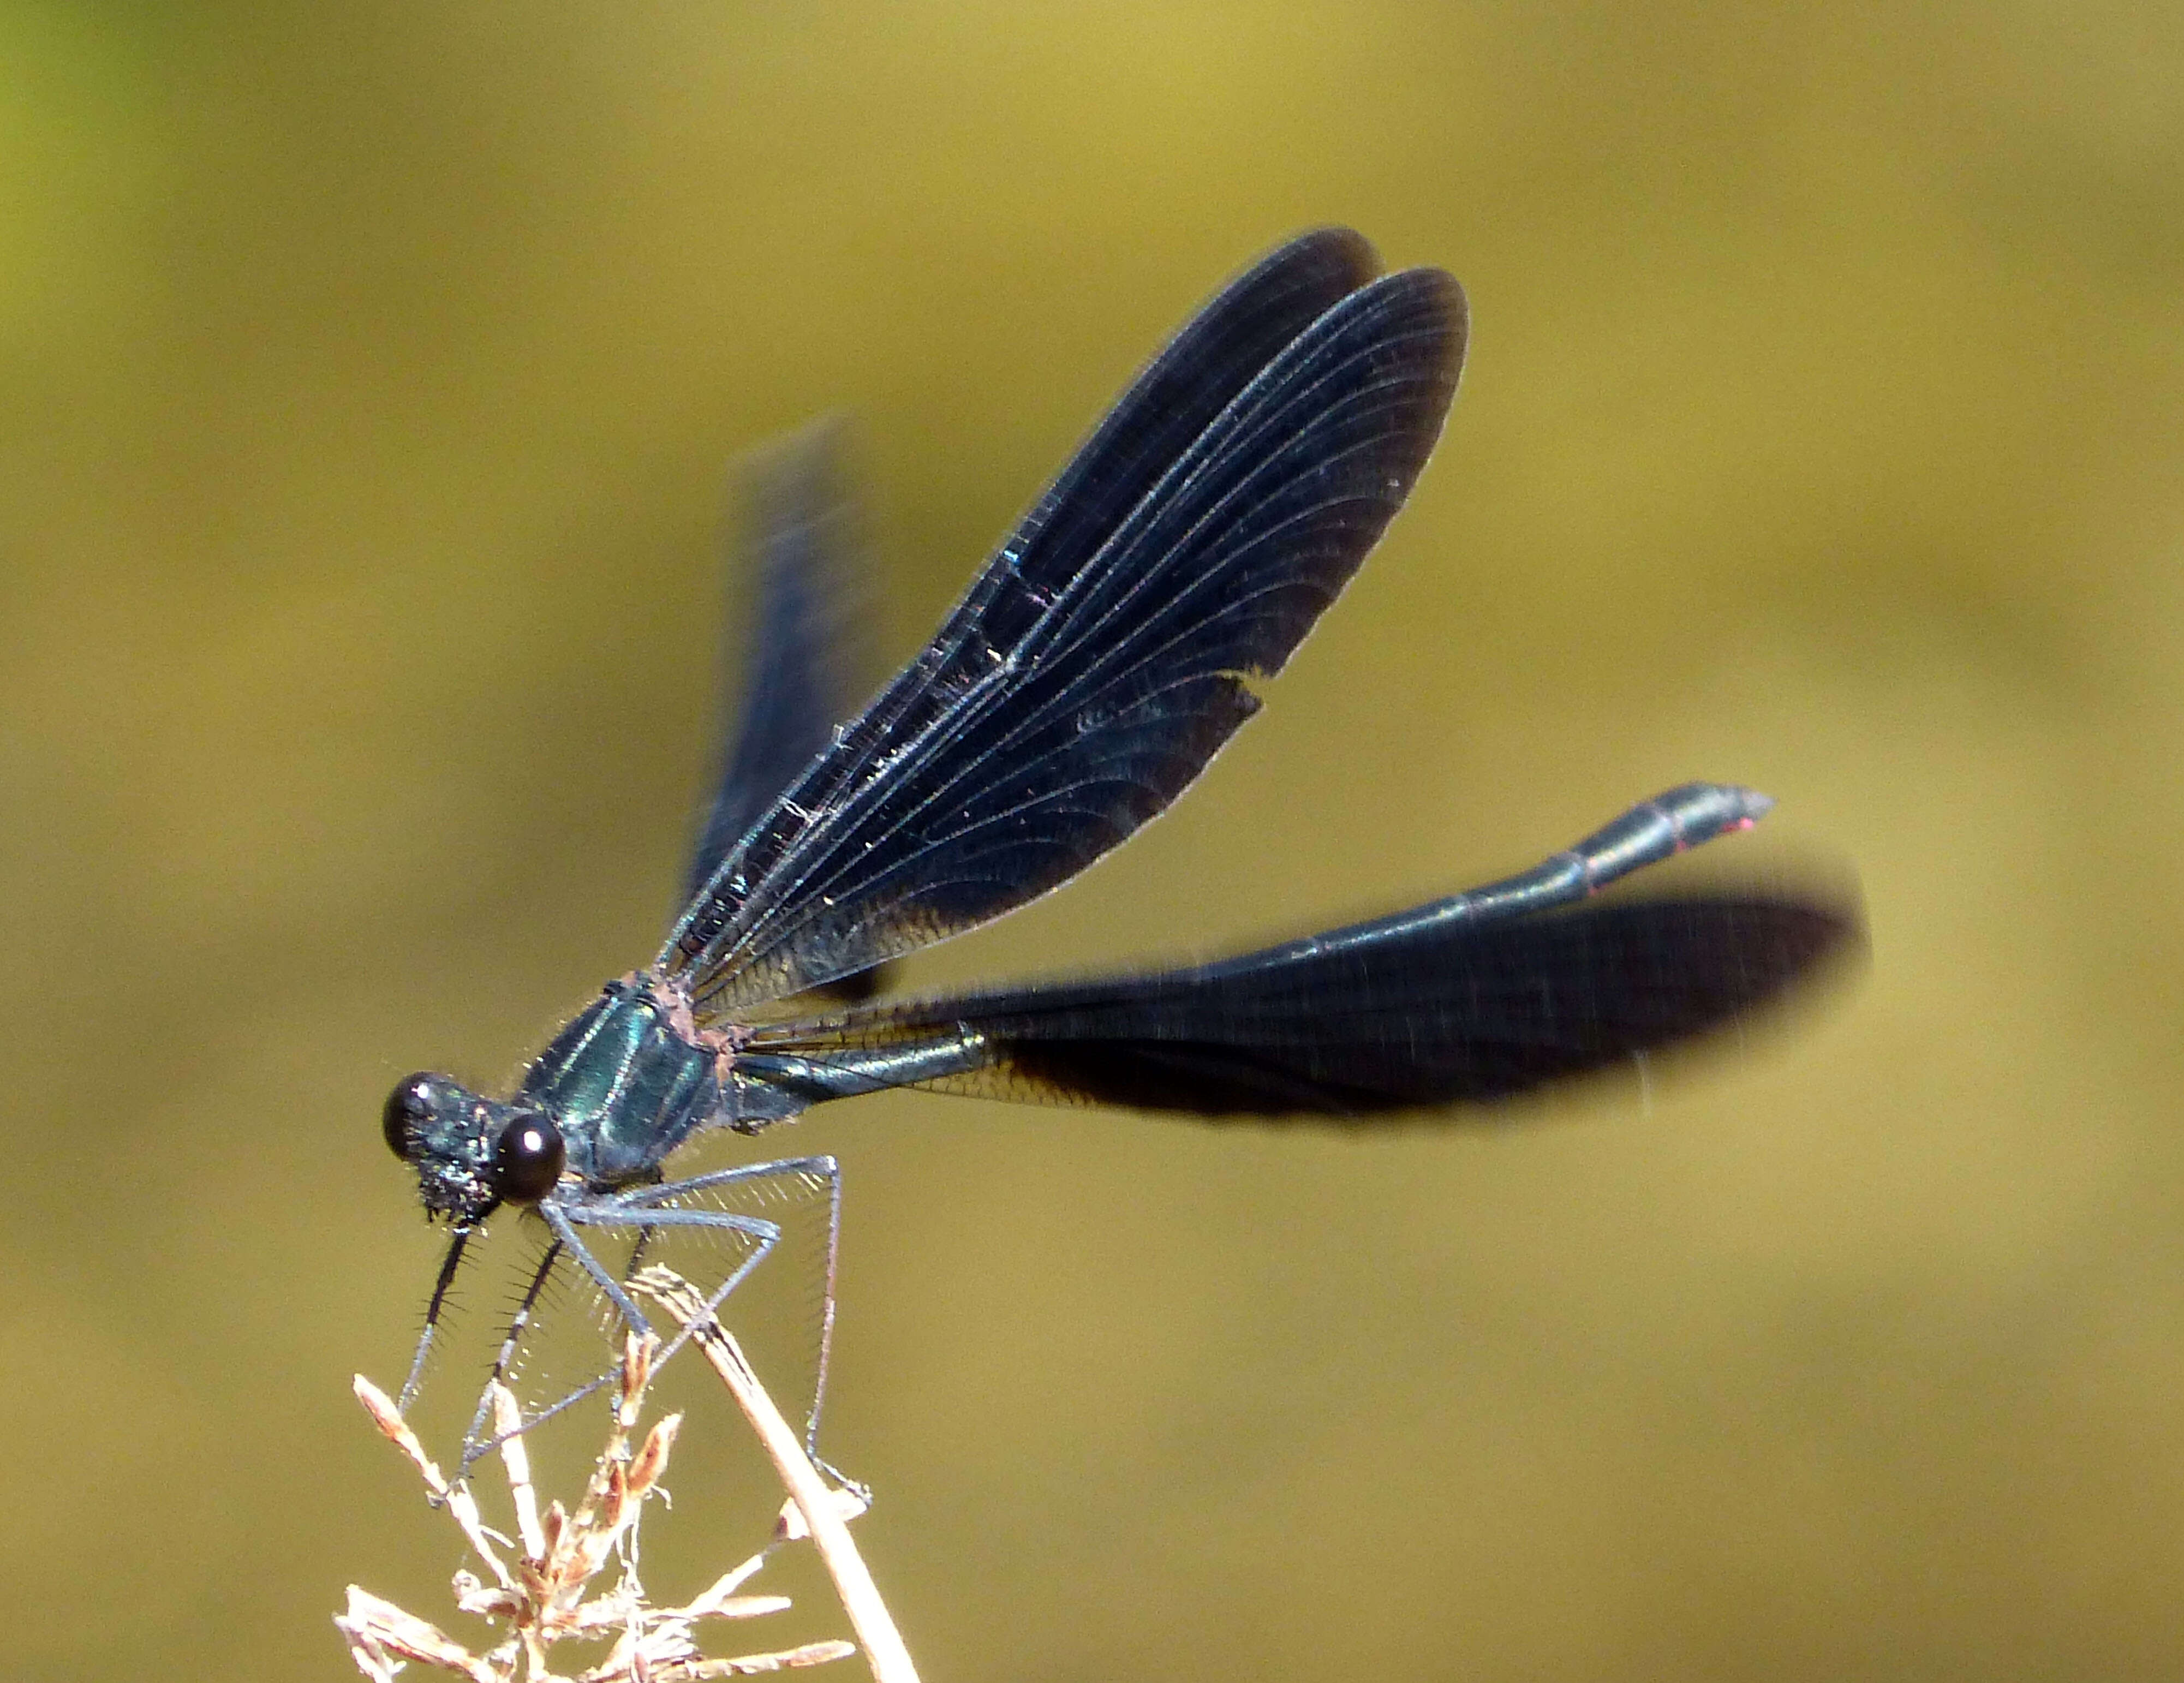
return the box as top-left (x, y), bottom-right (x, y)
top-left (1280, 224), bottom-right (1383, 291)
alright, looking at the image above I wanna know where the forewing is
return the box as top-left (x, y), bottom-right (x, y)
top-left (739, 893), bottom-right (1858, 1117)
top-left (663, 231), bottom-right (1465, 1013)
top-left (682, 425), bottom-right (891, 1004)
top-left (684, 423), bottom-right (872, 905)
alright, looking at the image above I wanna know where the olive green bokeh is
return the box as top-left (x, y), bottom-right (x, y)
top-left (4, 3), bottom-right (2183, 1678)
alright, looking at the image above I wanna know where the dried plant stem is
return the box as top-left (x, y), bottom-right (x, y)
top-left (342, 1332), bottom-right (864, 1682)
top-left (635, 1269), bottom-right (921, 1683)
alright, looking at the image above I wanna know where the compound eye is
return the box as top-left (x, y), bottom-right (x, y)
top-left (493, 1114), bottom-right (566, 1203)
top-left (383, 1073), bottom-right (439, 1161)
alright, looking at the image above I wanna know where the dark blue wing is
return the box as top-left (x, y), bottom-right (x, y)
top-left (662, 230), bottom-right (1464, 1014)
top-left (734, 787), bottom-right (1860, 1117)
top-left (684, 423), bottom-right (872, 906)
top-left (747, 897), bottom-right (1854, 1116)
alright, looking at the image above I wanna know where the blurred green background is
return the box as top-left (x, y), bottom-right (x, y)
top-left (5, 3), bottom-right (2183, 1678)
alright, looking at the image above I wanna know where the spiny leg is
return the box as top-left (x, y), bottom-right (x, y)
top-left (624, 1223), bottom-right (659, 1281)
top-left (608, 1155), bottom-right (852, 1484)
top-left (556, 1195), bottom-right (784, 1368)
top-left (458, 1234), bottom-right (568, 1472)
top-left (399, 1225), bottom-right (473, 1412)
top-left (540, 1198), bottom-right (665, 1340)
top-left (452, 1162), bottom-right (846, 1478)
top-left (453, 1208), bottom-right (676, 1470)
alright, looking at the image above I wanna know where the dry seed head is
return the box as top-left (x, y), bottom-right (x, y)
top-left (630, 1414), bottom-right (682, 1495)
top-left (342, 1287), bottom-right (886, 1681)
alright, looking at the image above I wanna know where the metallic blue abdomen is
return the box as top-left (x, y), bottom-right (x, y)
top-left (518, 978), bottom-right (723, 1186)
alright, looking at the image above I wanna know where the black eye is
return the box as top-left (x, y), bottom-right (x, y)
top-left (493, 1114), bottom-right (565, 1202)
top-left (383, 1072), bottom-right (438, 1161)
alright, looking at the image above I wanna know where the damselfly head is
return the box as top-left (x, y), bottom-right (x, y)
top-left (383, 1071), bottom-right (560, 1224)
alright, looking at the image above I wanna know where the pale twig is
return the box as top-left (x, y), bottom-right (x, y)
top-left (632, 1268), bottom-right (920, 1683)
top-left (339, 1333), bottom-right (866, 1682)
